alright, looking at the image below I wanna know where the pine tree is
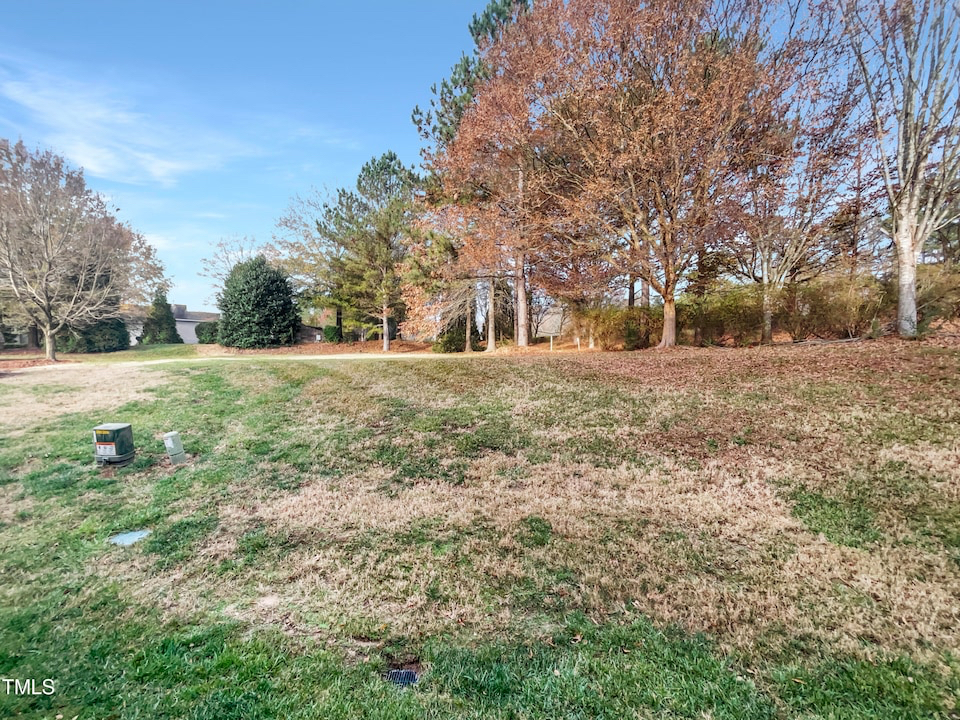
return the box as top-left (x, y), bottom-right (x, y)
top-left (327, 152), bottom-right (418, 351)
top-left (139, 291), bottom-right (183, 345)
top-left (217, 256), bottom-right (300, 348)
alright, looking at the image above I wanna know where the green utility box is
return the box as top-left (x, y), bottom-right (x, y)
top-left (93, 423), bottom-right (135, 466)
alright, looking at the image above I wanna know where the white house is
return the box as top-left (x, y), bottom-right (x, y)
top-left (128, 304), bottom-right (220, 345)
top-left (170, 305), bottom-right (220, 344)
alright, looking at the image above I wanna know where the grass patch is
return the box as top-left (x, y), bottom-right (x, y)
top-left (78, 343), bottom-right (201, 362)
top-left (146, 514), bottom-right (219, 568)
top-left (518, 515), bottom-right (553, 548)
top-left (788, 486), bottom-right (883, 548)
top-left (428, 615), bottom-right (776, 719)
top-left (773, 654), bottom-right (958, 719)
top-left (2, 341), bottom-right (959, 716)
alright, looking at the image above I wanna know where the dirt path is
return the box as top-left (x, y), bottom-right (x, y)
top-left (5, 352), bottom-right (444, 375)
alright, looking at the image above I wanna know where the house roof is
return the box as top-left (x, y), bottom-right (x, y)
top-left (170, 304), bottom-right (220, 323)
top-left (177, 311), bottom-right (220, 323)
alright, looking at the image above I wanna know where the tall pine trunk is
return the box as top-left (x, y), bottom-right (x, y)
top-left (641, 280), bottom-right (650, 308)
top-left (515, 253), bottom-right (528, 347)
top-left (627, 274), bottom-right (635, 308)
top-left (464, 293), bottom-right (474, 353)
top-left (382, 307), bottom-right (390, 352)
top-left (485, 280), bottom-right (496, 352)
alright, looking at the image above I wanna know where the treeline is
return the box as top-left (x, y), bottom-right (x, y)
top-left (408, 0), bottom-right (960, 348)
top-left (262, 0), bottom-right (958, 351)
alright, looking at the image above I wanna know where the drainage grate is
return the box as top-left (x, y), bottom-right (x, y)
top-left (385, 669), bottom-right (419, 687)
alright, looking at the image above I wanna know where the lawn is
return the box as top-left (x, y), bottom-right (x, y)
top-left (1, 339), bottom-right (958, 719)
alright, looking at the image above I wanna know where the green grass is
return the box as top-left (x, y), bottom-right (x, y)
top-left (787, 486), bottom-right (883, 548)
top-left (773, 655), bottom-right (959, 720)
top-left (785, 460), bottom-right (960, 555)
top-left (2, 346), bottom-right (959, 718)
top-left (146, 513), bottom-right (220, 568)
top-left (519, 515), bottom-right (554, 548)
top-left (77, 343), bottom-right (202, 363)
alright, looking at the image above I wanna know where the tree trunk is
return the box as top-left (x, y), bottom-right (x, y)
top-left (761, 283), bottom-right (774, 345)
top-left (896, 227), bottom-right (919, 337)
top-left (336, 306), bottom-right (343, 341)
top-left (527, 280), bottom-right (533, 344)
top-left (464, 295), bottom-right (473, 353)
top-left (27, 324), bottom-right (40, 350)
top-left (382, 307), bottom-right (390, 352)
top-left (641, 280), bottom-right (650, 308)
top-left (43, 325), bottom-right (57, 361)
top-left (627, 274), bottom-right (636, 308)
top-left (515, 253), bottom-right (528, 347)
top-left (485, 280), bottom-right (496, 352)
top-left (659, 297), bottom-right (677, 348)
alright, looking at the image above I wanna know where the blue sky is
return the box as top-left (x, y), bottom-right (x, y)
top-left (0, 1), bottom-right (483, 311)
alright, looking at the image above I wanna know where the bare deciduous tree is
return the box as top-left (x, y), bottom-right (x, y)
top-left (843, 0), bottom-right (960, 336)
top-left (198, 234), bottom-right (262, 302)
top-left (733, 4), bottom-right (867, 343)
top-left (0, 140), bottom-right (165, 360)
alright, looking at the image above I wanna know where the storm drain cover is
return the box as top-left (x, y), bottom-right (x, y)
top-left (107, 530), bottom-right (151, 546)
top-left (385, 669), bottom-right (418, 687)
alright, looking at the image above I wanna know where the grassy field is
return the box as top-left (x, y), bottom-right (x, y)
top-left (1, 340), bottom-right (958, 719)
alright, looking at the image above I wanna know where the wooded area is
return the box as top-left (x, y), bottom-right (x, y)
top-left (267, 0), bottom-right (959, 351)
top-left (1, 0), bottom-right (958, 357)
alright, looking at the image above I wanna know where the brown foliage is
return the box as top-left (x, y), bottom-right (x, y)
top-left (437, 0), bottom-right (797, 347)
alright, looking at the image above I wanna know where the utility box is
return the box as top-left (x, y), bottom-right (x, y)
top-left (163, 431), bottom-right (187, 465)
top-left (93, 423), bottom-right (135, 466)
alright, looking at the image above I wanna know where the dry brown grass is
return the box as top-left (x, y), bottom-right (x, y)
top-left (0, 364), bottom-right (171, 437)
top-left (0, 482), bottom-right (32, 526)
top-left (144, 453), bottom-right (957, 664)
top-left (56, 338), bottom-right (958, 669)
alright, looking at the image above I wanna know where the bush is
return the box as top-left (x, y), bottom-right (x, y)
top-left (777, 275), bottom-right (887, 341)
top-left (140, 291), bottom-right (183, 345)
top-left (578, 306), bottom-right (662, 350)
top-left (217, 256), bottom-right (300, 348)
top-left (678, 284), bottom-right (762, 346)
top-left (917, 264), bottom-right (960, 333)
top-left (322, 325), bottom-right (341, 343)
top-left (432, 315), bottom-right (482, 353)
top-left (195, 321), bottom-right (219, 344)
top-left (57, 318), bottom-right (130, 353)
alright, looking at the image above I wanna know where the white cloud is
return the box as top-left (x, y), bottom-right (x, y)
top-left (0, 57), bottom-right (256, 186)
top-left (142, 233), bottom-right (179, 251)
